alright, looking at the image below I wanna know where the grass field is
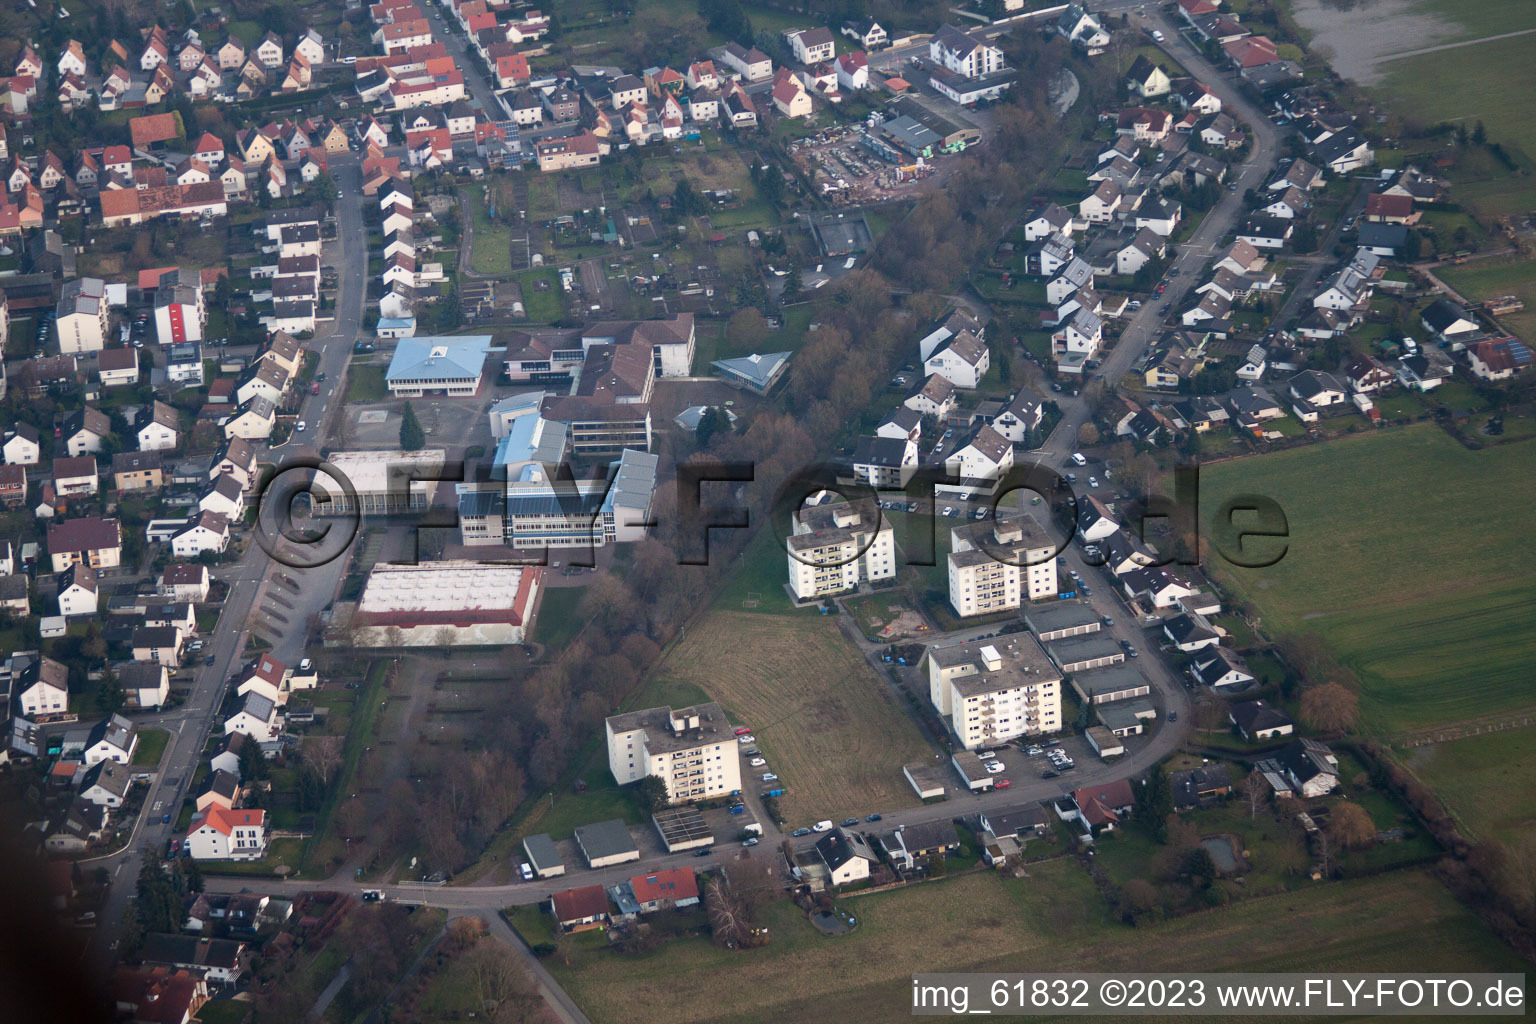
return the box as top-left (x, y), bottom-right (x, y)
top-left (1200, 425), bottom-right (1536, 736)
top-left (651, 610), bottom-right (928, 824)
top-left (345, 364), bottom-right (387, 403)
top-left (1437, 256), bottom-right (1536, 344)
top-left (542, 863), bottom-right (1523, 1024)
top-left (1408, 726), bottom-right (1536, 844)
top-left (513, 268), bottom-right (565, 324)
top-left (535, 586), bottom-right (589, 649)
top-left (131, 729), bottom-right (169, 767)
top-left (466, 190), bottom-right (513, 277)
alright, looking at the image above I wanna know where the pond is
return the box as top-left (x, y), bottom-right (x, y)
top-left (1202, 835), bottom-right (1240, 874)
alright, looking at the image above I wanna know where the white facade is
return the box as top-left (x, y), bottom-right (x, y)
top-left (927, 637), bottom-right (1062, 750)
top-left (605, 703), bottom-right (742, 804)
top-left (187, 807), bottom-right (268, 861)
top-left (947, 516), bottom-right (1057, 618)
top-left (786, 499), bottom-right (895, 600)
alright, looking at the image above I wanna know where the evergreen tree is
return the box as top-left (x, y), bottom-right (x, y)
top-left (399, 402), bottom-right (426, 451)
top-left (782, 263), bottom-right (803, 302)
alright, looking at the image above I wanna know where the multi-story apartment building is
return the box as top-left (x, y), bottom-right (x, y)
top-left (947, 514), bottom-right (1058, 617)
top-left (926, 636), bottom-right (1062, 750)
top-left (786, 497), bottom-right (895, 601)
top-left (605, 703), bottom-right (742, 804)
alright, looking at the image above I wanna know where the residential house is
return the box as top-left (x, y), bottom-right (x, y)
top-left (1276, 738), bottom-right (1339, 797)
top-left (224, 692), bottom-right (280, 744)
top-left (47, 516), bottom-right (121, 572)
top-left (787, 28), bottom-right (836, 66)
top-left (1230, 700), bottom-right (1293, 742)
top-left (83, 713), bottom-right (138, 765)
top-left (1420, 298), bottom-right (1479, 343)
top-left (57, 563), bottom-right (98, 617)
top-left (815, 826), bottom-right (877, 886)
top-left (171, 510), bottom-right (230, 558)
top-left (14, 656), bottom-right (70, 720)
top-left (1467, 337), bottom-right (1532, 381)
top-left (119, 662), bottom-right (169, 710)
top-left (113, 451), bottom-right (165, 492)
top-left (137, 401), bottom-right (180, 451)
top-left (1125, 55), bottom-right (1170, 98)
top-left (64, 407), bottom-right (111, 457)
top-left (187, 806), bottom-right (268, 860)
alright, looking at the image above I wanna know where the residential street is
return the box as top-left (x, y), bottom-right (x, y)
top-left (83, 156), bottom-right (370, 975)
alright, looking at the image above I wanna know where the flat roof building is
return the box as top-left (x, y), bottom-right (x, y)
top-left (385, 335), bottom-right (495, 397)
top-left (926, 635), bottom-right (1062, 750)
top-left (605, 702), bottom-right (743, 805)
top-left (947, 514), bottom-right (1057, 618)
top-left (574, 819), bottom-right (640, 869)
top-left (347, 562), bottom-right (541, 646)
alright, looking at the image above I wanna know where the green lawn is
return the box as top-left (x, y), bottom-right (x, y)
top-left (1200, 425), bottom-right (1536, 735)
top-left (467, 189), bottom-right (513, 277)
top-left (536, 586), bottom-right (589, 649)
top-left (514, 268), bottom-right (565, 324)
top-left (132, 729), bottom-right (169, 768)
top-left (189, 1000), bottom-right (250, 1024)
top-left (1409, 726), bottom-right (1536, 844)
top-left (345, 364), bottom-right (387, 402)
top-left (1438, 255), bottom-right (1536, 347)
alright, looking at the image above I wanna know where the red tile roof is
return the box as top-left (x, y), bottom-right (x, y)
top-left (129, 112), bottom-right (181, 147)
top-left (629, 867), bottom-right (698, 904)
top-left (551, 885), bottom-right (610, 923)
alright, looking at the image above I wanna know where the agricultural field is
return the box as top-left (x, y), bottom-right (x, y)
top-left (1405, 726), bottom-right (1536, 845)
top-left (1437, 256), bottom-right (1536, 344)
top-left (539, 862), bottom-right (1523, 1024)
top-left (650, 610), bottom-right (929, 824)
top-left (1199, 425), bottom-right (1536, 736)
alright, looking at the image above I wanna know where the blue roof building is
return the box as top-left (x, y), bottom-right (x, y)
top-left (385, 335), bottom-right (496, 397)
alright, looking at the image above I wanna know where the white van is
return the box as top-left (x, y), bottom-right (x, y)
top-left (1071, 452), bottom-right (1088, 466)
top-left (1151, 29), bottom-right (1165, 42)
top-left (813, 820), bottom-right (834, 832)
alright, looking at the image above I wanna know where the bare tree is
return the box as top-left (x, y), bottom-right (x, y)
top-left (1299, 682), bottom-right (1359, 733)
top-left (1328, 801), bottom-right (1376, 851)
top-left (1240, 767), bottom-right (1269, 819)
top-left (306, 735), bottom-right (343, 785)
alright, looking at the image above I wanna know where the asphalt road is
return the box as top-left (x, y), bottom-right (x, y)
top-left (83, 156), bottom-right (371, 976)
top-left (1039, 5), bottom-right (1282, 459)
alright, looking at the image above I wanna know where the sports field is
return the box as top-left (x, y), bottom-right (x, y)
top-left (651, 610), bottom-right (928, 825)
top-left (1199, 425), bottom-right (1536, 735)
top-left (540, 862), bottom-right (1523, 1024)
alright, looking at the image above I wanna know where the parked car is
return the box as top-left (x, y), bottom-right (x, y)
top-left (741, 837), bottom-right (759, 847)
top-left (986, 761), bottom-right (1006, 774)
top-left (737, 734), bottom-right (755, 744)
top-left (694, 847), bottom-right (714, 857)
top-left (734, 726), bottom-right (752, 735)
top-left (1041, 769), bottom-right (1060, 779)
top-left (1168, 711), bottom-right (1178, 722)
top-left (996, 779), bottom-right (1012, 789)
top-left (749, 758), bottom-right (766, 767)
top-left (813, 820), bottom-right (834, 832)
top-left (519, 862), bottom-right (534, 880)
top-left (866, 813), bottom-right (882, 822)
top-left (792, 828), bottom-right (812, 837)
top-left (761, 773), bottom-right (778, 782)
top-left (840, 817), bottom-right (859, 827)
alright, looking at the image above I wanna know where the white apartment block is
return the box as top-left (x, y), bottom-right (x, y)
top-left (927, 636), bottom-right (1062, 750)
top-left (947, 514), bottom-right (1058, 618)
top-left (605, 703), bottom-right (742, 804)
top-left (786, 497), bottom-right (895, 601)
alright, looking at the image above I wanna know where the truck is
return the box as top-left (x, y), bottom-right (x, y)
top-left (742, 822), bottom-right (763, 836)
